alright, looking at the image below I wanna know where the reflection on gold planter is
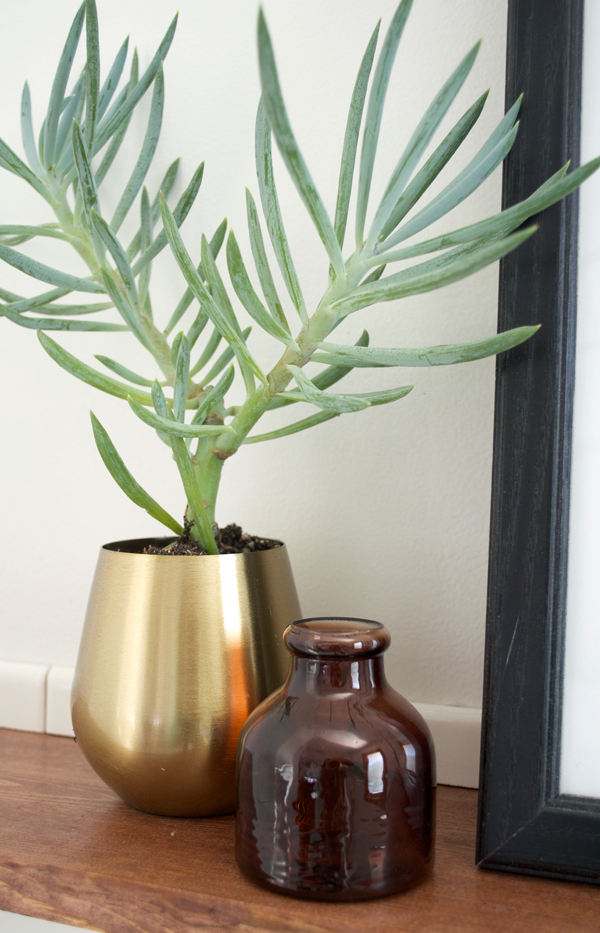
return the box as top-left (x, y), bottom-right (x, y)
top-left (71, 537), bottom-right (301, 817)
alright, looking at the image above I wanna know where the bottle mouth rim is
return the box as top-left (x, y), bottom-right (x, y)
top-left (290, 617), bottom-right (384, 636)
top-left (285, 618), bottom-right (390, 658)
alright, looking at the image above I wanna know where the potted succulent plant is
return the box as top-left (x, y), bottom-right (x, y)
top-left (1, 0), bottom-right (597, 815)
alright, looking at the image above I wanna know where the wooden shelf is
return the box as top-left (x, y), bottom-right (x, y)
top-left (0, 728), bottom-right (598, 932)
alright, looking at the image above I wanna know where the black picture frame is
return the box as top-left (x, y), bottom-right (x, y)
top-left (475, 0), bottom-right (600, 883)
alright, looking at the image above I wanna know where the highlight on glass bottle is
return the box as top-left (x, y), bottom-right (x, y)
top-left (235, 618), bottom-right (436, 900)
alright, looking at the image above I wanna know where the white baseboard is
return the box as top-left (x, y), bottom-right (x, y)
top-left (0, 660), bottom-right (48, 733)
top-left (0, 661), bottom-right (482, 788)
top-left (413, 702), bottom-right (481, 788)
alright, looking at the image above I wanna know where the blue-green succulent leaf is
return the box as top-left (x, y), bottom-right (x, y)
top-left (0, 243), bottom-right (103, 292)
top-left (94, 355), bottom-right (155, 385)
top-left (20, 82), bottom-right (44, 177)
top-left (91, 411), bottom-right (184, 535)
top-left (245, 411), bottom-right (339, 443)
top-left (84, 0), bottom-right (100, 150)
top-left (44, 3), bottom-right (85, 167)
top-left (37, 331), bottom-right (155, 404)
top-left (245, 187), bottom-right (289, 331)
top-left (226, 230), bottom-right (299, 350)
top-left (335, 22), bottom-right (380, 248)
top-left (369, 40), bottom-right (482, 246)
top-left (257, 10), bottom-right (344, 279)
top-left (110, 64), bottom-right (164, 233)
top-left (355, 0), bottom-right (413, 246)
top-left (255, 99), bottom-right (307, 323)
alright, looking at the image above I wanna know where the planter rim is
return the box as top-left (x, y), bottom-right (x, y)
top-left (101, 535), bottom-right (285, 556)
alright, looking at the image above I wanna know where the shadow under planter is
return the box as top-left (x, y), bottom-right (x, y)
top-left (71, 537), bottom-right (301, 817)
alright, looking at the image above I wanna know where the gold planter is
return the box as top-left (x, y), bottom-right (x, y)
top-left (71, 537), bottom-right (301, 817)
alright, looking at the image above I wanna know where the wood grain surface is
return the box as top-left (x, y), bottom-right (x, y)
top-left (0, 728), bottom-right (598, 932)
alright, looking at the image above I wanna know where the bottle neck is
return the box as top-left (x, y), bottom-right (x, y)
top-left (286, 655), bottom-right (387, 697)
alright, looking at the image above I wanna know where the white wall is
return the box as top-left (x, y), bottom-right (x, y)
top-left (0, 0), bottom-right (508, 709)
top-left (561, 0), bottom-right (600, 798)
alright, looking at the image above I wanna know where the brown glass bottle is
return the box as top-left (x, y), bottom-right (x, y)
top-left (235, 618), bottom-right (436, 900)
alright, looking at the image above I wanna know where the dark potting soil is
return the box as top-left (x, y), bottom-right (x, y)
top-left (144, 522), bottom-right (282, 556)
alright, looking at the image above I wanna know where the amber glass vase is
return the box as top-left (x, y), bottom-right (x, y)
top-left (235, 618), bottom-right (436, 900)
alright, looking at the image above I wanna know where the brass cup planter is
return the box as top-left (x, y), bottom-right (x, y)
top-left (71, 537), bottom-right (301, 817)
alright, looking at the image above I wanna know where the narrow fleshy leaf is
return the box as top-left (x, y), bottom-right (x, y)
top-left (187, 311), bottom-right (208, 349)
top-left (245, 411), bottom-right (339, 443)
top-left (94, 51), bottom-right (138, 186)
top-left (126, 158), bottom-right (180, 260)
top-left (0, 136), bottom-right (52, 202)
top-left (385, 124), bottom-right (519, 248)
top-left (245, 188), bottom-right (289, 331)
top-left (335, 22), bottom-right (380, 248)
top-left (170, 331), bottom-right (184, 365)
top-left (201, 326), bottom-right (251, 385)
top-left (92, 212), bottom-right (138, 307)
top-left (165, 218), bottom-right (227, 334)
top-left (315, 325), bottom-right (540, 368)
top-left (0, 287), bottom-right (21, 302)
top-left (0, 243), bottom-right (103, 292)
top-left (34, 304), bottom-right (110, 316)
top-left (161, 195), bottom-right (266, 385)
top-left (93, 14), bottom-right (177, 154)
top-left (138, 187), bottom-right (152, 309)
top-left (72, 120), bottom-right (103, 262)
top-left (375, 159), bottom-right (600, 264)
top-left (54, 79), bottom-right (91, 178)
top-left (191, 365), bottom-right (235, 425)
top-left (38, 331), bottom-right (155, 404)
top-left (38, 117), bottom-right (46, 167)
top-left (151, 379), bottom-right (169, 418)
top-left (6, 300), bottom-right (110, 316)
top-left (132, 162), bottom-right (205, 275)
top-left (54, 76), bottom-right (85, 164)
top-left (173, 334), bottom-right (191, 423)
top-left (369, 41), bottom-right (482, 247)
top-left (377, 91), bottom-right (489, 243)
top-left (44, 3), bottom-right (85, 167)
top-left (152, 158), bottom-right (180, 208)
top-left (3, 285), bottom-right (71, 313)
top-left (110, 64), bottom-right (164, 233)
top-left (128, 396), bottom-right (233, 438)
top-left (97, 36), bottom-right (129, 122)
top-left (150, 380), bottom-right (171, 455)
top-left (201, 231), bottom-right (257, 396)
top-left (285, 366), bottom-right (368, 412)
top-left (94, 71), bottom-right (132, 142)
top-left (201, 230), bottom-right (255, 396)
top-left (200, 234), bottom-right (241, 336)
top-left (286, 364), bottom-right (413, 412)
top-left (20, 83), bottom-right (43, 177)
top-left (0, 305), bottom-right (126, 331)
top-left (355, 0), bottom-right (413, 246)
top-left (91, 412), bottom-right (184, 535)
top-left (0, 225), bottom-right (70, 242)
top-left (226, 230), bottom-right (299, 350)
top-left (189, 326), bottom-right (222, 376)
top-left (255, 99), bottom-right (307, 323)
top-left (334, 227), bottom-right (537, 316)
top-left (84, 0), bottom-right (100, 150)
top-left (95, 355), bottom-right (154, 385)
top-left (257, 10), bottom-right (345, 279)
top-left (380, 99), bottom-right (523, 252)
top-left (99, 267), bottom-right (150, 348)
